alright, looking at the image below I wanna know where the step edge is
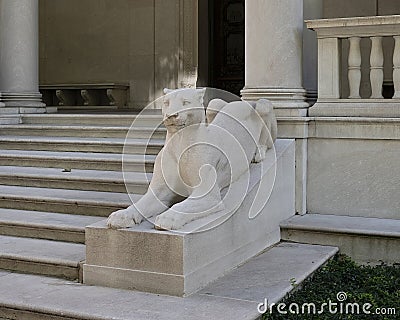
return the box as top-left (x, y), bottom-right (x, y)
top-left (0, 221), bottom-right (84, 233)
top-left (0, 302), bottom-right (110, 320)
top-left (273, 242), bottom-right (339, 296)
top-left (0, 194), bottom-right (132, 207)
top-left (0, 170), bottom-right (150, 184)
top-left (0, 155), bottom-right (155, 164)
top-left (0, 138), bottom-right (165, 147)
top-left (0, 254), bottom-right (82, 268)
top-left (1, 125), bottom-right (165, 131)
top-left (280, 222), bottom-right (400, 238)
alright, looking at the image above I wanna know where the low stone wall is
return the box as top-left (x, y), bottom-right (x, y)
top-left (277, 116), bottom-right (400, 219)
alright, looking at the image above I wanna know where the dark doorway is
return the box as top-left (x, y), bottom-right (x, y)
top-left (208, 0), bottom-right (245, 96)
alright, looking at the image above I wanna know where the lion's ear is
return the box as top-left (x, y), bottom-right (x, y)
top-left (196, 88), bottom-right (206, 102)
top-left (164, 88), bottom-right (174, 95)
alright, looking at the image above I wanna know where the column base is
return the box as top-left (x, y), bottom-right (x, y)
top-left (241, 87), bottom-right (309, 117)
top-left (305, 89), bottom-right (318, 106)
top-left (0, 92), bottom-right (50, 114)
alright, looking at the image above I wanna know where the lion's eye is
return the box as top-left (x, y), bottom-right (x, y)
top-left (164, 100), bottom-right (170, 106)
top-left (183, 100), bottom-right (190, 106)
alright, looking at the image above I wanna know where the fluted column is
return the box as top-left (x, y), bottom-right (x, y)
top-left (242, 0), bottom-right (308, 116)
top-left (0, 0), bottom-right (45, 111)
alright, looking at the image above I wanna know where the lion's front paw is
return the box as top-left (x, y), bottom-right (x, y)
top-left (154, 211), bottom-right (186, 230)
top-left (107, 207), bottom-right (143, 229)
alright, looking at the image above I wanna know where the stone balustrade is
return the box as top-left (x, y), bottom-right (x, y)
top-left (40, 83), bottom-right (129, 108)
top-left (306, 15), bottom-right (400, 117)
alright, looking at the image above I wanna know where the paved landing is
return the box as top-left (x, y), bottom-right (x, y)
top-left (0, 242), bottom-right (338, 320)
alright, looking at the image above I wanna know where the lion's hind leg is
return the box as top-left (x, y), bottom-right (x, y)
top-left (206, 98), bottom-right (227, 124)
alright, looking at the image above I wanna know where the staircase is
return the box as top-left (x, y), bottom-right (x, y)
top-left (0, 112), bottom-right (342, 320)
top-left (0, 112), bottom-right (164, 281)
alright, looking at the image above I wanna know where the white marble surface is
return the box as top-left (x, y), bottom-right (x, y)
top-left (307, 138), bottom-right (400, 219)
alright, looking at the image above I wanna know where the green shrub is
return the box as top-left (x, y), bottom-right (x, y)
top-left (262, 255), bottom-right (399, 320)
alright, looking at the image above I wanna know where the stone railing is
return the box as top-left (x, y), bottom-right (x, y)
top-left (40, 83), bottom-right (129, 108)
top-left (306, 15), bottom-right (400, 117)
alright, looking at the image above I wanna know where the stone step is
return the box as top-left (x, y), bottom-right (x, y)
top-left (0, 242), bottom-right (338, 320)
top-left (280, 214), bottom-right (400, 264)
top-left (0, 166), bottom-right (150, 193)
top-left (0, 124), bottom-right (166, 139)
top-left (0, 235), bottom-right (85, 280)
top-left (21, 113), bottom-right (162, 127)
top-left (0, 115), bottom-right (21, 125)
top-left (0, 149), bottom-right (155, 171)
top-left (0, 208), bottom-right (104, 243)
top-left (56, 106), bottom-right (119, 112)
top-left (0, 185), bottom-right (138, 216)
top-left (0, 136), bottom-right (164, 154)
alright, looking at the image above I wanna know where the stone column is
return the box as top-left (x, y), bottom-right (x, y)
top-left (0, 0), bottom-right (45, 112)
top-left (242, 0), bottom-right (308, 117)
top-left (303, 0), bottom-right (322, 106)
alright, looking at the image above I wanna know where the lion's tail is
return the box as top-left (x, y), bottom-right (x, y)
top-left (255, 99), bottom-right (277, 144)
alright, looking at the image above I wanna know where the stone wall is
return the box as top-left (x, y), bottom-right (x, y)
top-left (278, 117), bottom-right (400, 220)
top-left (307, 137), bottom-right (400, 219)
top-left (39, 0), bottom-right (197, 108)
top-left (38, 0), bottom-right (400, 107)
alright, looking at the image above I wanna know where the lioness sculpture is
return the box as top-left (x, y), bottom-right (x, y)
top-left (107, 88), bottom-right (277, 230)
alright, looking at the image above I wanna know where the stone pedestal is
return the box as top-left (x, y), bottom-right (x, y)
top-left (241, 0), bottom-right (308, 117)
top-left (84, 139), bottom-right (295, 297)
top-left (0, 0), bottom-right (46, 112)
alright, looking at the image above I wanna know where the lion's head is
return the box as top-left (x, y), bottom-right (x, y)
top-left (162, 88), bottom-right (207, 133)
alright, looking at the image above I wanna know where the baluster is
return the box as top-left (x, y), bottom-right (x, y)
top-left (393, 36), bottom-right (400, 99)
top-left (348, 37), bottom-right (362, 98)
top-left (370, 37), bottom-right (384, 99)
